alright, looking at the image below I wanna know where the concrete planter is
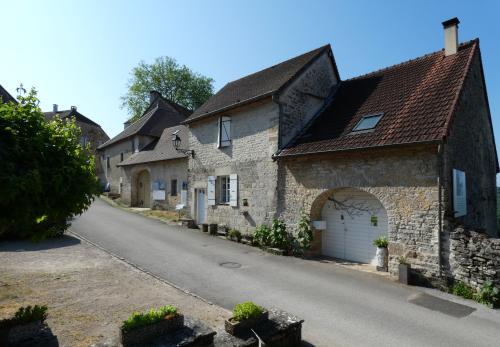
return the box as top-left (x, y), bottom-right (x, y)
top-left (398, 263), bottom-right (411, 285)
top-left (120, 314), bottom-right (184, 347)
top-left (218, 225), bottom-right (229, 236)
top-left (376, 247), bottom-right (388, 272)
top-left (201, 224), bottom-right (209, 233)
top-left (224, 311), bottom-right (269, 336)
top-left (209, 224), bottom-right (218, 235)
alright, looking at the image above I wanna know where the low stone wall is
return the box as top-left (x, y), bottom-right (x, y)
top-left (444, 225), bottom-right (500, 290)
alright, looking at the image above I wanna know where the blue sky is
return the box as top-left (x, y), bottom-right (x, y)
top-left (2, 1), bottom-right (499, 167)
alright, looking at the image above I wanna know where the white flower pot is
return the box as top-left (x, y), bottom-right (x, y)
top-left (376, 247), bottom-right (388, 271)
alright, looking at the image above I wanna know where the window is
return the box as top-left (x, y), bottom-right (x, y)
top-left (171, 179), bottom-right (178, 196)
top-left (80, 136), bottom-right (88, 147)
top-left (218, 176), bottom-right (230, 204)
top-left (106, 156), bottom-right (110, 168)
top-left (352, 113), bottom-right (383, 132)
top-left (218, 116), bottom-right (231, 147)
top-left (453, 169), bottom-right (467, 217)
top-left (120, 153), bottom-right (124, 162)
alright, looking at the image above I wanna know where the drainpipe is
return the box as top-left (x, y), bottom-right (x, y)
top-left (437, 142), bottom-right (444, 279)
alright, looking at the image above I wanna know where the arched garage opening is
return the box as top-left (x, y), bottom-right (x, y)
top-left (314, 188), bottom-right (388, 265)
top-left (134, 170), bottom-right (151, 208)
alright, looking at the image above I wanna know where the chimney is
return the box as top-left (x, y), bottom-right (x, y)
top-left (53, 104), bottom-right (58, 113)
top-left (71, 105), bottom-right (77, 111)
top-left (149, 90), bottom-right (161, 104)
top-left (442, 17), bottom-right (460, 56)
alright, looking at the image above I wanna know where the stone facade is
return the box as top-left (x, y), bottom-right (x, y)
top-left (76, 119), bottom-right (109, 183)
top-left (441, 53), bottom-right (498, 237)
top-left (120, 158), bottom-right (188, 209)
top-left (277, 145), bottom-right (441, 277)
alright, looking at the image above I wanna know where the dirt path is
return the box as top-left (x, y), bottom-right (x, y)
top-left (0, 235), bottom-right (230, 347)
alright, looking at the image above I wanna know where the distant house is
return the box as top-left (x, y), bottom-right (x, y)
top-left (98, 91), bottom-right (190, 208)
top-left (44, 105), bottom-right (109, 181)
top-left (184, 18), bottom-right (497, 280)
top-left (0, 84), bottom-right (17, 104)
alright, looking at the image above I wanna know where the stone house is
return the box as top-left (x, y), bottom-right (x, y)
top-left (98, 91), bottom-right (190, 208)
top-left (184, 18), bottom-right (498, 280)
top-left (43, 105), bottom-right (109, 182)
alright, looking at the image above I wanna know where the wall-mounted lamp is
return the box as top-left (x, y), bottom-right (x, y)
top-left (171, 130), bottom-right (194, 157)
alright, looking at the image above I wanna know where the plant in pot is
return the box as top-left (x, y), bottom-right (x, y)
top-left (398, 256), bottom-right (411, 285)
top-left (120, 305), bottom-right (183, 346)
top-left (373, 236), bottom-right (389, 272)
top-left (0, 305), bottom-right (48, 345)
top-left (227, 229), bottom-right (242, 242)
top-left (225, 302), bottom-right (269, 336)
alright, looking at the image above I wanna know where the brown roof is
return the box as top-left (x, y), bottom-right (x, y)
top-left (278, 40), bottom-right (479, 157)
top-left (44, 108), bottom-right (101, 127)
top-left (98, 96), bottom-right (191, 150)
top-left (118, 125), bottom-right (187, 166)
top-left (184, 45), bottom-right (338, 123)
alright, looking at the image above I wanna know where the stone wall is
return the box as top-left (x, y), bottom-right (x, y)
top-left (278, 51), bottom-right (338, 147)
top-left (443, 225), bottom-right (500, 290)
top-left (442, 51), bottom-right (498, 236)
top-left (277, 145), bottom-right (441, 277)
top-left (188, 100), bottom-right (280, 231)
top-left (77, 120), bottom-right (109, 183)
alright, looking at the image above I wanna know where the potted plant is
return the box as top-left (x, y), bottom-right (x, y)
top-left (227, 229), bottom-right (242, 242)
top-left (225, 302), bottom-right (269, 336)
top-left (0, 305), bottom-right (48, 345)
top-left (398, 256), bottom-right (411, 285)
top-left (120, 305), bottom-right (183, 346)
top-left (373, 236), bottom-right (389, 271)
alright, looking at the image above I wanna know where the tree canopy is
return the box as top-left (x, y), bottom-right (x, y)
top-left (0, 89), bottom-right (101, 240)
top-left (121, 56), bottom-right (214, 122)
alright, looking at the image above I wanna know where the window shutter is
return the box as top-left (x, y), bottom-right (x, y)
top-left (216, 118), bottom-right (221, 148)
top-left (207, 176), bottom-right (216, 206)
top-left (229, 174), bottom-right (238, 207)
top-left (221, 117), bottom-right (231, 147)
top-left (453, 169), bottom-right (466, 217)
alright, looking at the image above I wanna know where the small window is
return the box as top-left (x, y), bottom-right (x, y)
top-left (352, 113), bottom-right (383, 132)
top-left (218, 176), bottom-right (230, 204)
top-left (171, 179), bottom-right (178, 196)
top-left (120, 153), bottom-right (124, 162)
top-left (218, 116), bottom-right (231, 147)
top-left (106, 156), bottom-right (110, 168)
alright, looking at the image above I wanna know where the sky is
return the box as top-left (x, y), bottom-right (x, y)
top-left (2, 1), bottom-right (500, 174)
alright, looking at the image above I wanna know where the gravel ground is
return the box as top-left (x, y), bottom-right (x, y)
top-left (0, 234), bottom-right (230, 347)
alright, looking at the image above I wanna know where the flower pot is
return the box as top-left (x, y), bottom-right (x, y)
top-left (224, 311), bottom-right (269, 336)
top-left (120, 314), bottom-right (184, 347)
top-left (201, 224), bottom-right (209, 233)
top-left (209, 224), bottom-right (218, 235)
top-left (376, 247), bottom-right (388, 271)
top-left (398, 263), bottom-right (411, 285)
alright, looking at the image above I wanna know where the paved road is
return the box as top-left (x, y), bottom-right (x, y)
top-left (71, 198), bottom-right (500, 347)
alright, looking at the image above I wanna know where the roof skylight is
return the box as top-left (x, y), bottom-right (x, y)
top-left (352, 113), bottom-right (383, 132)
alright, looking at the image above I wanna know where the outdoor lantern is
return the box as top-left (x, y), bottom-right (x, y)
top-left (171, 130), bottom-right (194, 157)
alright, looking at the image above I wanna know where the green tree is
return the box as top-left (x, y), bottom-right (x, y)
top-left (0, 89), bottom-right (100, 240)
top-left (121, 56), bottom-right (214, 122)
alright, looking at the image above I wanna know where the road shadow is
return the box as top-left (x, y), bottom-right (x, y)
top-left (0, 235), bottom-right (80, 252)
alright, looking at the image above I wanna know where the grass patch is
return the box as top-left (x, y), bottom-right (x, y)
top-left (122, 305), bottom-right (178, 332)
top-left (452, 281), bottom-right (475, 299)
top-left (232, 302), bottom-right (264, 322)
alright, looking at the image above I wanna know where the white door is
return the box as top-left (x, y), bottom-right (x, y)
top-left (322, 188), bottom-right (388, 265)
top-left (197, 189), bottom-right (206, 224)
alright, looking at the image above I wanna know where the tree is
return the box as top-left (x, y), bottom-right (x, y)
top-left (0, 89), bottom-right (101, 240)
top-left (121, 56), bottom-right (214, 122)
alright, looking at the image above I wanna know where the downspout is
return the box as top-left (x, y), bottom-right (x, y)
top-left (437, 142), bottom-right (444, 279)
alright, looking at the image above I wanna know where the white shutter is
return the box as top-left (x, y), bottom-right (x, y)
top-left (216, 118), bottom-right (221, 148)
top-left (453, 169), bottom-right (467, 217)
top-left (207, 176), bottom-right (216, 206)
top-left (229, 174), bottom-right (238, 207)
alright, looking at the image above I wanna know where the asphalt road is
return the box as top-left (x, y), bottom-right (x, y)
top-left (71, 198), bottom-right (500, 347)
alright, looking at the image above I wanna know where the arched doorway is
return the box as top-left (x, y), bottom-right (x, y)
top-left (320, 188), bottom-right (388, 265)
top-left (136, 170), bottom-right (151, 208)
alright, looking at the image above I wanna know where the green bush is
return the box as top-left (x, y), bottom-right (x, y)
top-left (474, 281), bottom-right (500, 308)
top-left (122, 305), bottom-right (178, 332)
top-left (452, 281), bottom-right (475, 300)
top-left (227, 229), bottom-right (242, 242)
top-left (269, 219), bottom-right (290, 250)
top-left (296, 210), bottom-right (313, 252)
top-left (232, 302), bottom-right (264, 322)
top-left (0, 89), bottom-right (100, 240)
top-left (253, 225), bottom-right (271, 247)
top-left (13, 305), bottom-right (48, 324)
top-left (373, 236), bottom-right (389, 248)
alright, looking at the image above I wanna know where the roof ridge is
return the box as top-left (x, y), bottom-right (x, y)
top-left (345, 39), bottom-right (478, 82)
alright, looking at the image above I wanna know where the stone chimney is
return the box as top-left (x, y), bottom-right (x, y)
top-left (149, 90), bottom-right (161, 104)
top-left (53, 104), bottom-right (58, 113)
top-left (442, 17), bottom-right (460, 56)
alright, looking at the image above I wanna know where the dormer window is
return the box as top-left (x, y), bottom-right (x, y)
top-left (218, 116), bottom-right (231, 148)
top-left (352, 113), bottom-right (383, 132)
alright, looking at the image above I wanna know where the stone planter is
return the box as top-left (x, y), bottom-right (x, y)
top-left (209, 224), bottom-right (218, 235)
top-left (201, 224), bottom-right (209, 233)
top-left (120, 314), bottom-right (184, 347)
top-left (376, 247), bottom-right (388, 271)
top-left (398, 263), bottom-right (411, 285)
top-left (225, 311), bottom-right (269, 336)
top-left (218, 225), bottom-right (229, 236)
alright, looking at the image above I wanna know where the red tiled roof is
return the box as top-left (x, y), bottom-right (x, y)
top-left (278, 40), bottom-right (478, 157)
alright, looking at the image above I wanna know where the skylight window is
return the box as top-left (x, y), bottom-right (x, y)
top-left (352, 113), bottom-right (383, 132)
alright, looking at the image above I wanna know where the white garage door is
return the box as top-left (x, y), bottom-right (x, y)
top-left (322, 188), bottom-right (388, 265)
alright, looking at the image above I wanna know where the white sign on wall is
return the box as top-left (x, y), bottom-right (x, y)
top-left (313, 220), bottom-right (327, 230)
top-left (181, 190), bottom-right (187, 205)
top-left (153, 190), bottom-right (166, 201)
top-left (453, 169), bottom-right (467, 217)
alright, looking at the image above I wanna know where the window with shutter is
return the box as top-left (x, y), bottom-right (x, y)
top-left (229, 174), bottom-right (238, 207)
top-left (453, 169), bottom-right (467, 217)
top-left (218, 176), bottom-right (231, 204)
top-left (218, 116), bottom-right (231, 147)
top-left (207, 176), bottom-right (216, 206)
